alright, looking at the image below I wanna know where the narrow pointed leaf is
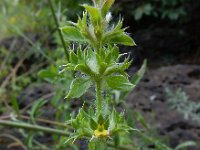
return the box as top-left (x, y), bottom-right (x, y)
top-left (106, 33), bottom-right (136, 46)
top-left (61, 26), bottom-right (85, 41)
top-left (102, 0), bottom-right (115, 17)
top-left (83, 5), bottom-right (101, 26)
top-left (89, 140), bottom-right (96, 150)
top-left (70, 51), bottom-right (78, 64)
top-left (131, 59), bottom-right (147, 85)
top-left (86, 52), bottom-right (99, 74)
top-left (10, 95), bottom-right (19, 114)
top-left (90, 118), bottom-right (98, 130)
top-left (105, 75), bottom-right (134, 91)
top-left (120, 59), bottom-right (147, 99)
top-left (74, 64), bottom-right (93, 76)
top-left (66, 77), bottom-right (92, 99)
top-left (175, 141), bottom-right (196, 150)
top-left (38, 70), bottom-right (60, 78)
top-left (98, 114), bottom-right (104, 124)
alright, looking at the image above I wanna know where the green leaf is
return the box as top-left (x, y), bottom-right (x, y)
top-left (10, 95), bottom-right (19, 114)
top-left (105, 51), bottom-right (112, 64)
top-left (120, 59), bottom-right (147, 100)
top-left (66, 77), bottom-right (92, 99)
top-left (70, 51), bottom-right (78, 64)
top-left (102, 0), bottom-right (115, 17)
top-left (29, 99), bottom-right (47, 124)
top-left (74, 64), bottom-right (94, 76)
top-left (112, 33), bottom-right (136, 46)
top-left (175, 141), bottom-right (196, 150)
top-left (143, 3), bottom-right (153, 15)
top-left (105, 75), bottom-right (134, 91)
top-left (61, 26), bottom-right (85, 41)
top-left (83, 4), bottom-right (101, 26)
top-left (90, 118), bottom-right (98, 130)
top-left (77, 46), bottom-right (85, 61)
top-left (89, 140), bottom-right (96, 150)
top-left (89, 139), bottom-right (107, 150)
top-left (111, 45), bottom-right (119, 61)
top-left (105, 33), bottom-right (136, 46)
top-left (131, 59), bottom-right (147, 86)
top-left (98, 114), bottom-right (104, 124)
top-left (38, 69), bottom-right (60, 78)
top-left (99, 62), bottom-right (107, 74)
top-left (86, 51), bottom-right (99, 74)
top-left (104, 118), bottom-right (109, 129)
top-left (103, 63), bottom-right (126, 76)
top-left (27, 133), bottom-right (34, 148)
top-left (134, 7), bottom-right (143, 20)
top-left (88, 106), bottom-right (95, 117)
top-left (109, 109), bottom-right (117, 130)
top-left (133, 111), bottom-right (149, 129)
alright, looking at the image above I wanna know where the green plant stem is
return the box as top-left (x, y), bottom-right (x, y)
top-left (0, 115), bottom-right (72, 128)
top-left (0, 120), bottom-right (70, 136)
top-left (107, 142), bottom-right (133, 150)
top-left (95, 79), bottom-right (102, 116)
top-left (0, 120), bottom-right (133, 150)
top-left (47, 0), bottom-right (69, 62)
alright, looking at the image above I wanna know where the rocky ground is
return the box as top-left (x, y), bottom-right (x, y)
top-left (128, 64), bottom-right (200, 150)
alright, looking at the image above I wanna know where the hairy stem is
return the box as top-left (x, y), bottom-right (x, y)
top-left (95, 79), bottom-right (102, 116)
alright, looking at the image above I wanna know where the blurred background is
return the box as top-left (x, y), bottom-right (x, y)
top-left (0, 0), bottom-right (200, 149)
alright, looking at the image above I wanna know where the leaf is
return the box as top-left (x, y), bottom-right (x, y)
top-left (102, 0), bottom-right (115, 17)
top-left (86, 50), bottom-right (99, 74)
top-left (103, 58), bottom-right (131, 76)
top-left (175, 141), bottom-right (196, 150)
top-left (74, 64), bottom-right (93, 75)
top-left (66, 77), bottom-right (92, 99)
top-left (105, 33), bottom-right (136, 46)
top-left (98, 114), bottom-right (104, 124)
top-left (90, 118), bottom-right (98, 130)
top-left (133, 111), bottom-right (149, 129)
top-left (109, 109), bottom-right (117, 130)
top-left (70, 51), bottom-right (78, 64)
top-left (111, 45), bottom-right (119, 61)
top-left (61, 26), bottom-right (85, 41)
top-left (105, 75), bottom-right (134, 91)
top-left (89, 139), bottom-right (107, 150)
top-left (88, 106), bottom-right (95, 117)
top-left (143, 3), bottom-right (153, 15)
top-left (83, 4), bottom-right (101, 26)
top-left (104, 118), bottom-right (109, 129)
top-left (77, 46), bottom-right (85, 61)
top-left (89, 140), bottom-right (96, 150)
top-left (120, 59), bottom-right (147, 100)
top-left (131, 59), bottom-right (147, 86)
top-left (27, 133), bottom-right (35, 148)
top-left (29, 99), bottom-right (47, 123)
top-left (10, 95), bottom-right (19, 114)
top-left (38, 70), bottom-right (60, 78)
top-left (134, 7), bottom-right (143, 20)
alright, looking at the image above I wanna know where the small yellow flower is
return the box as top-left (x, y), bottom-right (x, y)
top-left (94, 123), bottom-right (109, 138)
top-left (9, 17), bottom-right (16, 24)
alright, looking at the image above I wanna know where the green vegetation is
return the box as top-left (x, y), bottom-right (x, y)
top-left (133, 0), bottom-right (190, 21)
top-left (165, 88), bottom-right (200, 122)
top-left (0, 0), bottom-right (198, 149)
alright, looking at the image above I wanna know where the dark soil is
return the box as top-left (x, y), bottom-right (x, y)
top-left (127, 64), bottom-right (200, 150)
